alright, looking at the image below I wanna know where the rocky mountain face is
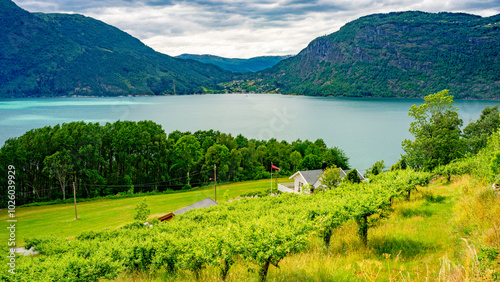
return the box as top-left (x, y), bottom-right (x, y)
top-left (259, 11), bottom-right (500, 99)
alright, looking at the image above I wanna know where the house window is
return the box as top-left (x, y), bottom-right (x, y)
top-left (298, 182), bottom-right (302, 193)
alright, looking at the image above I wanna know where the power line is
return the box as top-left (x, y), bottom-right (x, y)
top-left (78, 167), bottom-right (215, 188)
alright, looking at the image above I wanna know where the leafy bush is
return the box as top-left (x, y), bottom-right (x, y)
top-left (134, 198), bottom-right (150, 221)
top-left (24, 235), bottom-right (71, 255)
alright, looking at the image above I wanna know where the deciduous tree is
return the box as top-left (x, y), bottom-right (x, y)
top-left (43, 150), bottom-right (74, 200)
top-left (463, 105), bottom-right (500, 154)
top-left (320, 165), bottom-right (341, 189)
top-left (402, 90), bottom-right (464, 170)
top-left (134, 198), bottom-right (150, 221)
top-left (171, 135), bottom-right (202, 186)
top-left (366, 160), bottom-right (385, 178)
top-left (289, 150), bottom-right (302, 172)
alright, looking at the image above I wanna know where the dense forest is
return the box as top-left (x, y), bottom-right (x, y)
top-left (0, 121), bottom-right (349, 207)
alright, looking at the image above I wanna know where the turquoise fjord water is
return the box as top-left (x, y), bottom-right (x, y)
top-left (0, 94), bottom-right (498, 170)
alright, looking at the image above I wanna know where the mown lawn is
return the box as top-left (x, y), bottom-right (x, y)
top-left (0, 178), bottom-right (289, 244)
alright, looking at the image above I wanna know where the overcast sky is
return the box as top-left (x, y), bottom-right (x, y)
top-left (13, 0), bottom-right (500, 58)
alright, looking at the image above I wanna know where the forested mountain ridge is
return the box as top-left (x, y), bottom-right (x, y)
top-left (1, 3), bottom-right (499, 99)
top-left (0, 0), bottom-right (233, 97)
top-left (176, 54), bottom-right (292, 72)
top-left (256, 11), bottom-right (500, 99)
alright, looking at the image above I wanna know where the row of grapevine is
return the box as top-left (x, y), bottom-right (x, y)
top-left (3, 169), bottom-right (432, 281)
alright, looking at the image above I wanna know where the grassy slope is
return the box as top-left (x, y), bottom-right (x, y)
top-left (116, 176), bottom-right (472, 281)
top-left (0, 178), bottom-right (288, 244)
top-left (269, 177), bottom-right (473, 281)
top-left (3, 175), bottom-right (493, 281)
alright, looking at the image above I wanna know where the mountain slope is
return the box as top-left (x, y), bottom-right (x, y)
top-left (176, 54), bottom-right (291, 72)
top-left (258, 11), bottom-right (500, 99)
top-left (0, 0), bottom-right (233, 97)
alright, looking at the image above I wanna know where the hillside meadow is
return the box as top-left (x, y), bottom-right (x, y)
top-left (111, 176), bottom-right (499, 281)
top-left (2, 170), bottom-right (499, 281)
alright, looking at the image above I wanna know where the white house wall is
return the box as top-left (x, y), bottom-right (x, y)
top-left (292, 173), bottom-right (308, 193)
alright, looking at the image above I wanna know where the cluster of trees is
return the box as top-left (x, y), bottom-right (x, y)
top-left (434, 122), bottom-right (500, 185)
top-left (0, 121), bottom-right (349, 207)
top-left (8, 168), bottom-right (431, 282)
top-left (402, 90), bottom-right (500, 171)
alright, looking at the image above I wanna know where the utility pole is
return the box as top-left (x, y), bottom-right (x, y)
top-left (214, 164), bottom-right (217, 202)
top-left (73, 175), bottom-right (78, 220)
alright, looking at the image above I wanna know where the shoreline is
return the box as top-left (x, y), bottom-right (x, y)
top-left (1, 92), bottom-right (499, 101)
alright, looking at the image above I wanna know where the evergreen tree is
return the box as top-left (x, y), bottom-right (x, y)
top-left (344, 169), bottom-right (361, 184)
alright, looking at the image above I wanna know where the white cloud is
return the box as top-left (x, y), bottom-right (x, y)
top-left (13, 0), bottom-right (500, 58)
top-left (14, 0), bottom-right (61, 11)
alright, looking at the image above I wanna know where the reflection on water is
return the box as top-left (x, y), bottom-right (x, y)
top-left (0, 94), bottom-right (498, 170)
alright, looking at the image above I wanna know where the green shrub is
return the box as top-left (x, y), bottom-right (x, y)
top-left (134, 198), bottom-right (150, 221)
top-left (24, 235), bottom-right (71, 255)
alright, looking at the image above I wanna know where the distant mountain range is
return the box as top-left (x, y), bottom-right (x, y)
top-left (1, 0), bottom-right (499, 99)
top-left (0, 0), bottom-right (233, 97)
top-left (175, 54), bottom-right (291, 72)
top-left (257, 11), bottom-right (500, 99)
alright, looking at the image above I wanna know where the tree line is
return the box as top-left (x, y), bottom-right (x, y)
top-left (0, 121), bottom-right (349, 207)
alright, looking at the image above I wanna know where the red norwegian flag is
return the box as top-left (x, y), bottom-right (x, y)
top-left (271, 164), bottom-right (280, 171)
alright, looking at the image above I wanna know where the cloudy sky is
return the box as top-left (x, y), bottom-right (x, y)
top-left (13, 0), bottom-right (500, 58)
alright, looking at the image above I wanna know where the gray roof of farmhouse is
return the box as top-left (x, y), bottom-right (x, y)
top-left (173, 197), bottom-right (218, 215)
top-left (290, 168), bottom-right (366, 187)
top-left (299, 169), bottom-right (324, 185)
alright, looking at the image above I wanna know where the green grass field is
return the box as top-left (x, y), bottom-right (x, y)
top-left (0, 178), bottom-right (289, 244)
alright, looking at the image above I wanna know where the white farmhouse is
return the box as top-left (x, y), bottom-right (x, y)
top-left (278, 168), bottom-right (365, 194)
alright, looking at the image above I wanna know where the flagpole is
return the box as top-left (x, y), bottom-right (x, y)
top-left (276, 169), bottom-right (278, 192)
top-left (271, 162), bottom-right (273, 195)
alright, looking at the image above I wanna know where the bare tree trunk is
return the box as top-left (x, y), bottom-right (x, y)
top-left (357, 215), bottom-right (368, 247)
top-left (324, 228), bottom-right (333, 248)
top-left (259, 259), bottom-right (271, 282)
top-left (57, 173), bottom-right (67, 200)
top-left (220, 258), bottom-right (231, 281)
